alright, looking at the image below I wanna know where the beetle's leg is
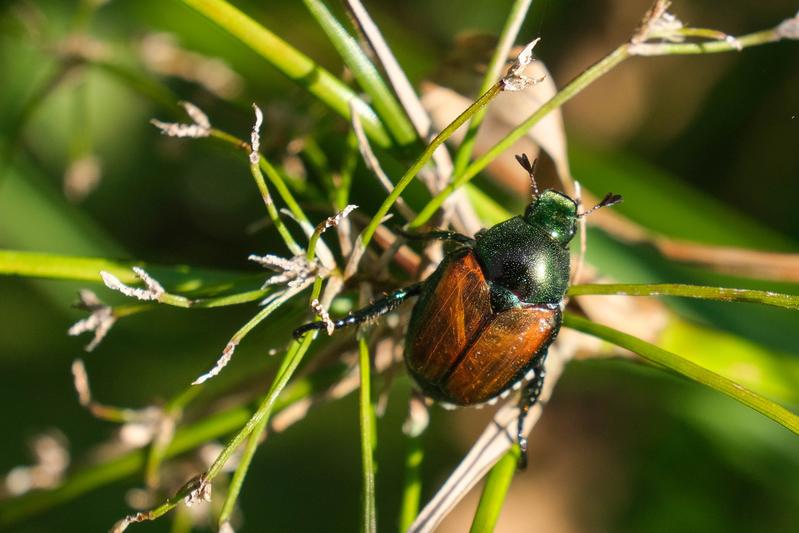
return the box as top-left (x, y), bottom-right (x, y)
top-left (393, 227), bottom-right (476, 247)
top-left (292, 283), bottom-right (424, 339)
top-left (516, 361), bottom-right (547, 470)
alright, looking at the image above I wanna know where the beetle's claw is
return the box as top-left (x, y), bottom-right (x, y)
top-left (292, 321), bottom-right (323, 340)
top-left (517, 436), bottom-right (529, 470)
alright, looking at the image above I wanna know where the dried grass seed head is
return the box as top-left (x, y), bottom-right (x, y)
top-left (151, 101), bottom-right (211, 138)
top-left (68, 290), bottom-right (117, 351)
top-left (250, 103), bottom-right (263, 164)
top-left (501, 38), bottom-right (545, 92)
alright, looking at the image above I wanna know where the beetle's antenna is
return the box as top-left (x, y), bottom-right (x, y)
top-left (577, 192), bottom-right (623, 217)
top-left (514, 153), bottom-right (539, 199)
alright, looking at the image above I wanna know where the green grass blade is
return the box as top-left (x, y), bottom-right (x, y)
top-left (303, 0), bottom-right (417, 145)
top-left (217, 411), bottom-right (266, 527)
top-left (179, 0), bottom-right (392, 147)
top-left (358, 337), bottom-right (377, 533)
top-left (563, 312), bottom-right (799, 436)
top-left (0, 249), bottom-right (143, 283)
top-left (452, 0), bottom-right (533, 176)
top-left (362, 83), bottom-right (502, 245)
top-left (0, 250), bottom-right (271, 306)
top-left (469, 445), bottom-right (521, 533)
top-left (398, 430), bottom-right (424, 532)
top-left (413, 45), bottom-right (629, 227)
top-left (569, 283), bottom-right (799, 310)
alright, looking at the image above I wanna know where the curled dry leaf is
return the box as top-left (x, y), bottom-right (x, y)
top-left (402, 393), bottom-right (430, 438)
top-left (271, 336), bottom-right (399, 432)
top-left (422, 39), bottom-right (573, 196)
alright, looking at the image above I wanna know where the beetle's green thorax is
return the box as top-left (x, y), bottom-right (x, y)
top-left (474, 216), bottom-right (570, 305)
top-left (523, 190), bottom-right (578, 247)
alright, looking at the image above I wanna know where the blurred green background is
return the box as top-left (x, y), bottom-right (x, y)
top-left (0, 0), bottom-right (798, 532)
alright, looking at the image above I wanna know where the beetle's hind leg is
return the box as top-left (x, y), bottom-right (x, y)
top-left (393, 227), bottom-right (476, 247)
top-left (293, 283), bottom-right (424, 339)
top-left (516, 361), bottom-right (547, 470)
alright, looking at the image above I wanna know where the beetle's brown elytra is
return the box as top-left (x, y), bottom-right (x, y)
top-left (405, 248), bottom-right (561, 406)
top-left (292, 153), bottom-right (622, 467)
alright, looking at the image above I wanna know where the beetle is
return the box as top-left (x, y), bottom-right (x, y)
top-left (294, 154), bottom-right (621, 466)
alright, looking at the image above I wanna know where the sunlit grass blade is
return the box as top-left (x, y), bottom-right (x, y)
top-left (303, 0), bottom-right (417, 145)
top-left (569, 283), bottom-right (799, 310)
top-left (0, 250), bottom-right (274, 310)
top-left (415, 23), bottom-right (792, 227)
top-left (179, 0), bottom-right (392, 147)
top-left (469, 445), bottom-right (521, 533)
top-left (563, 312), bottom-right (799, 436)
top-left (411, 45), bottom-right (628, 228)
top-left (217, 409), bottom-right (266, 528)
top-left (398, 430), bottom-right (424, 533)
top-left (344, 0), bottom-right (432, 139)
top-left (249, 161), bottom-right (303, 256)
top-left (360, 83), bottom-right (502, 247)
top-left (0, 250), bottom-right (240, 287)
top-left (451, 0), bottom-right (533, 177)
top-left (358, 337), bottom-right (377, 533)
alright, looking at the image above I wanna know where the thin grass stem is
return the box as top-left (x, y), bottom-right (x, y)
top-left (398, 429), bottom-right (424, 532)
top-left (451, 0), bottom-right (533, 177)
top-left (217, 412), bottom-right (264, 526)
top-left (180, 0), bottom-right (392, 146)
top-left (303, 0), bottom-right (417, 145)
top-left (359, 83), bottom-right (502, 249)
top-left (412, 45), bottom-right (628, 228)
top-left (414, 24), bottom-right (791, 226)
top-left (569, 283), bottom-right (799, 310)
top-left (358, 337), bottom-right (377, 533)
top-left (563, 312), bottom-right (799, 436)
top-left (249, 162), bottom-right (303, 256)
top-left (469, 445), bottom-right (521, 533)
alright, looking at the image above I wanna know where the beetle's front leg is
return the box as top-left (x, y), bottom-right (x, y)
top-left (392, 227), bottom-right (477, 247)
top-left (516, 361), bottom-right (547, 470)
top-left (292, 283), bottom-right (424, 339)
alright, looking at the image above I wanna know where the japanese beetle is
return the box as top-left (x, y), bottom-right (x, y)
top-left (294, 154), bottom-right (621, 465)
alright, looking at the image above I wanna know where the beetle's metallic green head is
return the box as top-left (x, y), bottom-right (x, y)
top-left (515, 152), bottom-right (623, 247)
top-left (524, 190), bottom-right (578, 247)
